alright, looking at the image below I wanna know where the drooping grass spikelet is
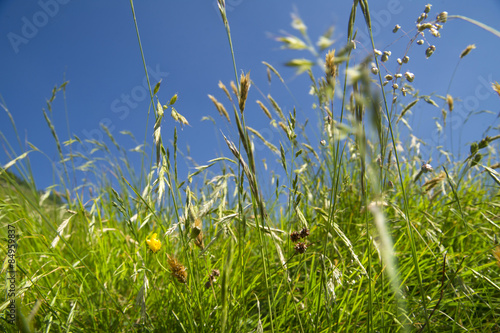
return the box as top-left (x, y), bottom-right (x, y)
top-left (218, 81), bottom-right (232, 101)
top-left (230, 81), bottom-right (238, 98)
top-left (256, 100), bottom-right (272, 119)
top-left (208, 94), bottom-right (230, 122)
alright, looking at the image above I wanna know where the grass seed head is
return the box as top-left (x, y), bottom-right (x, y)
top-left (218, 81), bottom-right (232, 101)
top-left (425, 45), bottom-right (436, 58)
top-left (460, 44), bottom-right (476, 58)
top-left (492, 82), bottom-right (500, 97)
top-left (290, 231), bottom-right (301, 242)
top-left (208, 94), bottom-right (230, 122)
top-left (239, 72), bottom-right (251, 113)
top-left (446, 94), bottom-right (454, 112)
top-left (300, 227), bottom-right (310, 239)
top-left (294, 242), bottom-right (308, 254)
top-left (325, 49), bottom-right (339, 81)
top-left (168, 256), bottom-right (188, 284)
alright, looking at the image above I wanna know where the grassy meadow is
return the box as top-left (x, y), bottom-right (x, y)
top-left (1, 1), bottom-right (500, 332)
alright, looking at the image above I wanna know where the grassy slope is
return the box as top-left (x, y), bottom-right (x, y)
top-left (1, 2), bottom-right (500, 332)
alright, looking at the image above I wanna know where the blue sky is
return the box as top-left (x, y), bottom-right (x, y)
top-left (1, 0), bottom-right (499, 191)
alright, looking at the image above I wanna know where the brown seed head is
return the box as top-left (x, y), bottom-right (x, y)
top-left (290, 231), bottom-right (301, 243)
top-left (294, 242), bottom-right (308, 254)
top-left (239, 72), bottom-right (251, 113)
top-left (168, 256), bottom-right (188, 284)
top-left (300, 227), bottom-right (310, 239)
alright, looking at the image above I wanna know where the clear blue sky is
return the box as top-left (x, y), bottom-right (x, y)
top-left (1, 0), bottom-right (499, 191)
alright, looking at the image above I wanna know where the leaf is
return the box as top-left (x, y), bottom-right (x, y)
top-left (2, 151), bottom-right (32, 172)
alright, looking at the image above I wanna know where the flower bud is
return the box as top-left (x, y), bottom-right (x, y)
top-left (393, 24), bottom-right (401, 33)
top-left (424, 4), bottom-right (432, 14)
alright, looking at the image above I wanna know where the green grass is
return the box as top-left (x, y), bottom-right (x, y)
top-left (1, 1), bottom-right (500, 332)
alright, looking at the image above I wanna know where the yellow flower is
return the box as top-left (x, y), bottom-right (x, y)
top-left (146, 233), bottom-right (162, 253)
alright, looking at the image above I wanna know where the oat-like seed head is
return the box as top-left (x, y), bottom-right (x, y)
top-left (446, 94), bottom-right (454, 112)
top-left (424, 4), bottom-right (432, 14)
top-left (393, 24), bottom-right (401, 33)
top-left (460, 44), bottom-right (476, 58)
